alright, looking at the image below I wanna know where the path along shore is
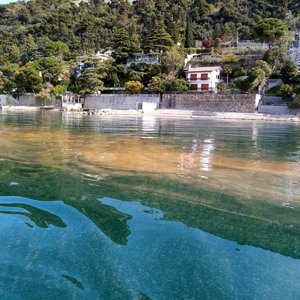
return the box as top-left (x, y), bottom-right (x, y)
top-left (1, 105), bottom-right (300, 123)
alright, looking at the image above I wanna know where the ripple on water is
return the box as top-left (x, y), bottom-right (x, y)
top-left (0, 196), bottom-right (299, 299)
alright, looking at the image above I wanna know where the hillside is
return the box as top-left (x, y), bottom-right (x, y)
top-left (0, 0), bottom-right (299, 57)
top-left (0, 0), bottom-right (299, 101)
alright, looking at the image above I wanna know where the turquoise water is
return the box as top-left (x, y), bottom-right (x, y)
top-left (0, 111), bottom-right (300, 299)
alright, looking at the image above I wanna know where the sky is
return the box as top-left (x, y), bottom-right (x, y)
top-left (0, 0), bottom-right (18, 4)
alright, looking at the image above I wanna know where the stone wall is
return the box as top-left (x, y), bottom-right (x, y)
top-left (261, 96), bottom-right (284, 105)
top-left (18, 93), bottom-right (36, 106)
top-left (258, 105), bottom-right (299, 115)
top-left (162, 93), bottom-right (257, 113)
top-left (84, 94), bottom-right (160, 110)
top-left (0, 94), bottom-right (20, 106)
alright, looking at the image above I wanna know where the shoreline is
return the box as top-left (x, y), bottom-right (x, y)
top-left (1, 105), bottom-right (300, 123)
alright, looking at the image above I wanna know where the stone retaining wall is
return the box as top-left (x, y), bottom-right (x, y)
top-left (18, 94), bottom-right (36, 106)
top-left (84, 94), bottom-right (160, 110)
top-left (162, 93), bottom-right (257, 113)
top-left (0, 94), bottom-right (20, 106)
top-left (258, 105), bottom-right (299, 115)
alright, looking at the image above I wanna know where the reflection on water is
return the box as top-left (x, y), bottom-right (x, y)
top-left (0, 196), bottom-right (299, 299)
top-left (0, 201), bottom-right (66, 228)
top-left (0, 111), bottom-right (300, 298)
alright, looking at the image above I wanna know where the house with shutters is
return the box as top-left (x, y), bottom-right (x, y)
top-left (185, 65), bottom-right (222, 92)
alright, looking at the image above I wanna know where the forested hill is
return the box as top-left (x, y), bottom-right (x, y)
top-left (0, 0), bottom-right (299, 58)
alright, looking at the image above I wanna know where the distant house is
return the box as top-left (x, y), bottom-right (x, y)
top-left (126, 53), bottom-right (160, 67)
top-left (78, 50), bottom-right (112, 63)
top-left (184, 53), bottom-right (202, 66)
top-left (185, 65), bottom-right (222, 92)
top-left (95, 50), bottom-right (112, 61)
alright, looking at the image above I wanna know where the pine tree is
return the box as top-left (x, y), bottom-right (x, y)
top-left (112, 27), bottom-right (141, 63)
top-left (144, 21), bottom-right (174, 53)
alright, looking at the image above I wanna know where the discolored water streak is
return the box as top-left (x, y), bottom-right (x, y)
top-left (0, 111), bottom-right (300, 299)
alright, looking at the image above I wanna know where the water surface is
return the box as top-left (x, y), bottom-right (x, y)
top-left (0, 111), bottom-right (299, 299)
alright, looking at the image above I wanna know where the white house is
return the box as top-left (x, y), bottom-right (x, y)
top-left (126, 53), bottom-right (160, 67)
top-left (95, 50), bottom-right (113, 61)
top-left (185, 65), bottom-right (222, 92)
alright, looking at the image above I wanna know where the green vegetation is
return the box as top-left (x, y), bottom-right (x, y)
top-left (254, 18), bottom-right (291, 49)
top-left (266, 85), bottom-right (281, 96)
top-left (280, 60), bottom-right (298, 84)
top-left (0, 0), bottom-right (299, 96)
top-left (124, 80), bottom-right (144, 94)
top-left (288, 85), bottom-right (300, 108)
top-left (279, 84), bottom-right (294, 98)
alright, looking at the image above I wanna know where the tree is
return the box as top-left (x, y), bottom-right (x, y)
top-left (289, 94), bottom-right (300, 109)
top-left (185, 19), bottom-right (194, 48)
top-left (223, 65), bottom-right (232, 84)
top-left (15, 62), bottom-right (42, 94)
top-left (280, 60), bottom-right (298, 84)
top-left (0, 63), bottom-right (19, 94)
top-left (190, 0), bottom-right (217, 23)
top-left (112, 28), bottom-right (141, 63)
top-left (263, 48), bottom-right (286, 71)
top-left (234, 67), bottom-right (267, 92)
top-left (161, 46), bottom-right (184, 73)
top-left (148, 76), bottom-right (166, 94)
top-left (9, 44), bottom-right (21, 64)
top-left (38, 57), bottom-right (62, 84)
top-left (170, 79), bottom-right (189, 92)
top-left (144, 21), bottom-right (174, 53)
top-left (124, 80), bottom-right (144, 94)
top-left (36, 90), bottom-right (52, 105)
top-left (254, 18), bottom-right (291, 49)
top-left (128, 70), bottom-right (144, 82)
top-left (44, 40), bottom-right (70, 62)
top-left (25, 34), bottom-right (37, 56)
top-left (279, 84), bottom-right (294, 98)
top-left (247, 67), bottom-right (267, 90)
top-left (77, 68), bottom-right (104, 95)
top-left (255, 60), bottom-right (272, 77)
top-left (234, 77), bottom-right (252, 92)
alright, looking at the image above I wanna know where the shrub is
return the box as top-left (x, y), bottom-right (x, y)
top-left (36, 91), bottom-right (52, 105)
top-left (288, 98), bottom-right (300, 109)
top-left (170, 79), bottom-right (189, 92)
top-left (220, 55), bottom-right (239, 64)
top-left (124, 80), bottom-right (144, 94)
top-left (217, 82), bottom-right (227, 93)
top-left (255, 60), bottom-right (272, 77)
top-left (148, 76), bottom-right (166, 94)
top-left (202, 39), bottom-right (215, 49)
top-left (279, 84), bottom-right (293, 98)
top-left (52, 84), bottom-right (68, 98)
top-left (280, 59), bottom-right (298, 83)
top-left (293, 84), bottom-right (300, 95)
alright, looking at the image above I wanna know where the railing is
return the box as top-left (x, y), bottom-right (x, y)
top-left (190, 77), bottom-right (211, 81)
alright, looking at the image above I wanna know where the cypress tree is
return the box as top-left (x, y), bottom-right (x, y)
top-left (185, 19), bottom-right (194, 48)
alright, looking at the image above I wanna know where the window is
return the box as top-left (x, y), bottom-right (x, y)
top-left (201, 84), bottom-right (209, 91)
top-left (201, 73), bottom-right (208, 80)
top-left (190, 84), bottom-right (198, 90)
top-left (190, 74), bottom-right (197, 80)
